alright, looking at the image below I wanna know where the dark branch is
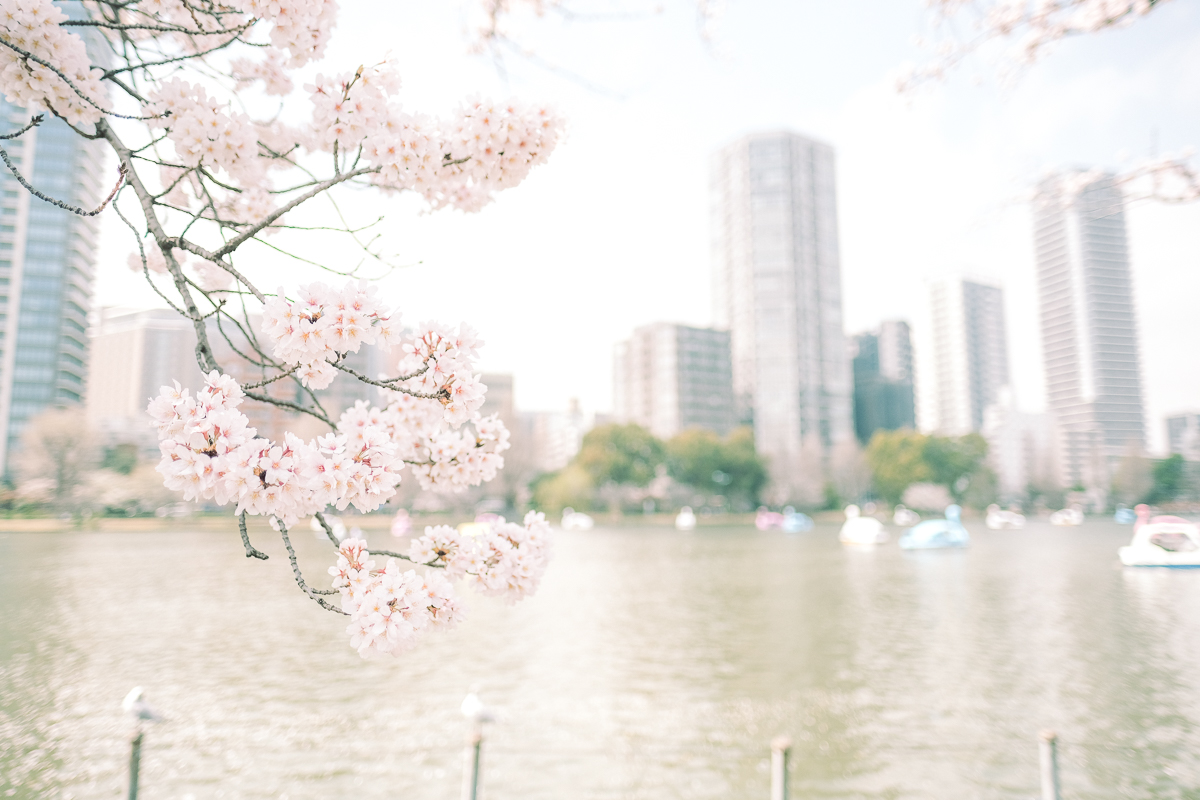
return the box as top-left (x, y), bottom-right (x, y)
top-left (239, 512), bottom-right (269, 559)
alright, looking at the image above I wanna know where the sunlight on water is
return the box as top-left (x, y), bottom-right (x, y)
top-left (2, 521), bottom-right (1199, 799)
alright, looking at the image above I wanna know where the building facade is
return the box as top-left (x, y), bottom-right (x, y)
top-left (0, 100), bottom-right (107, 475)
top-left (613, 322), bottom-right (734, 440)
top-left (928, 278), bottom-right (1009, 436)
top-left (1033, 172), bottom-right (1146, 489)
top-left (982, 387), bottom-right (1058, 503)
top-left (87, 308), bottom-right (205, 454)
top-left (1167, 413), bottom-right (1200, 461)
top-left (852, 320), bottom-right (916, 444)
top-left (711, 131), bottom-right (853, 497)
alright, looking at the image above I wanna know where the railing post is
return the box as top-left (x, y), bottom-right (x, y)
top-left (127, 730), bottom-right (143, 800)
top-left (771, 736), bottom-right (792, 800)
top-left (1039, 730), bottom-right (1060, 800)
top-left (462, 724), bottom-right (483, 800)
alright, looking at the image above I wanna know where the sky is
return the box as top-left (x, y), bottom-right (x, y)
top-left (92, 0), bottom-right (1200, 453)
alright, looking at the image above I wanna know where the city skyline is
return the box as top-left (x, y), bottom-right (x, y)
top-left (77, 1), bottom-right (1200, 455)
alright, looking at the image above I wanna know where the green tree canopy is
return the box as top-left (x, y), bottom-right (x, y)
top-left (865, 429), bottom-right (991, 505)
top-left (575, 423), bottom-right (665, 487)
top-left (865, 429), bottom-right (930, 505)
top-left (1145, 454), bottom-right (1186, 505)
top-left (665, 426), bottom-right (767, 505)
top-left (924, 432), bottom-right (989, 501)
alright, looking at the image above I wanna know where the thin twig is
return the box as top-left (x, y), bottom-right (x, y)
top-left (0, 146), bottom-right (127, 216)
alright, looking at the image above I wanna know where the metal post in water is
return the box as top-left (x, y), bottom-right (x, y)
top-left (461, 724), bottom-right (483, 800)
top-left (127, 730), bottom-right (143, 800)
top-left (1038, 730), bottom-right (1060, 800)
top-left (770, 736), bottom-right (792, 800)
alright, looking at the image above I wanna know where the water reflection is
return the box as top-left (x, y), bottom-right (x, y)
top-left (1, 521), bottom-right (1198, 799)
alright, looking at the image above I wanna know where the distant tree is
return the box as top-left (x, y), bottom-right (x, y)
top-left (865, 429), bottom-right (931, 505)
top-left (1144, 454), bottom-right (1186, 505)
top-left (924, 433), bottom-right (990, 503)
top-left (15, 407), bottom-right (99, 511)
top-left (101, 443), bottom-right (139, 476)
top-left (665, 426), bottom-right (767, 508)
top-left (530, 464), bottom-right (595, 514)
top-left (576, 424), bottom-right (665, 488)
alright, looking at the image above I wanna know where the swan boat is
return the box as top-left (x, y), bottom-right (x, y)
top-left (1119, 506), bottom-right (1200, 567)
top-left (900, 504), bottom-right (969, 549)
top-left (840, 504), bottom-right (887, 545)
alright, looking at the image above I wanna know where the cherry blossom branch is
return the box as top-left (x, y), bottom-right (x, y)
top-left (239, 512), bottom-right (269, 560)
top-left (279, 522), bottom-right (348, 615)
top-left (0, 144), bottom-right (127, 217)
top-left (209, 165), bottom-right (380, 260)
top-left (0, 36), bottom-right (151, 120)
top-left (0, 114), bottom-right (44, 140)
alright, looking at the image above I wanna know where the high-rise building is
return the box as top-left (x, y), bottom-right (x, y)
top-left (711, 131), bottom-right (852, 495)
top-left (982, 387), bottom-right (1058, 502)
top-left (87, 308), bottom-right (204, 454)
top-left (928, 278), bottom-right (1009, 436)
top-left (613, 322), bottom-right (734, 439)
top-left (522, 399), bottom-right (587, 473)
top-left (852, 320), bottom-right (915, 443)
top-left (0, 100), bottom-right (107, 475)
top-left (1033, 172), bottom-right (1146, 489)
top-left (1166, 413), bottom-right (1200, 462)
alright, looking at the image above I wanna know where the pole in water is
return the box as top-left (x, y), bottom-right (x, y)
top-left (460, 693), bottom-right (493, 800)
top-left (462, 724), bottom-right (483, 800)
top-left (128, 730), bottom-right (143, 800)
top-left (771, 736), bottom-right (792, 800)
top-left (1039, 729), bottom-right (1060, 800)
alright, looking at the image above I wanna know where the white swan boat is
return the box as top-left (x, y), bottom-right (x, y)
top-left (675, 506), bottom-right (697, 531)
top-left (840, 504), bottom-right (887, 545)
top-left (892, 504), bottom-right (920, 527)
top-left (561, 507), bottom-right (595, 531)
top-left (1119, 507), bottom-right (1200, 567)
top-left (1049, 506), bottom-right (1084, 526)
top-left (985, 504), bottom-right (1026, 530)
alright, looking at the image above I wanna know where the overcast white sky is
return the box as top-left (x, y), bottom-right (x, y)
top-left (93, 0), bottom-right (1200, 454)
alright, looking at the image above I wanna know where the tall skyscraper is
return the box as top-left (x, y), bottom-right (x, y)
top-left (1033, 172), bottom-right (1145, 489)
top-left (613, 322), bottom-right (734, 439)
top-left (852, 320), bottom-right (916, 443)
top-left (711, 131), bottom-right (852, 496)
top-left (0, 100), bottom-right (107, 475)
top-left (928, 278), bottom-right (1009, 436)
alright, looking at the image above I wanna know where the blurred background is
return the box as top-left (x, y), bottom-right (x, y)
top-left (3, 1), bottom-right (1200, 798)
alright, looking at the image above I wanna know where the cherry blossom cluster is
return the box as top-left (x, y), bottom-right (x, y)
top-left (408, 511), bottom-right (553, 604)
top-left (341, 396), bottom-right (510, 493)
top-left (145, 79), bottom-right (263, 186)
top-left (232, 0), bottom-right (339, 66)
top-left (148, 371), bottom-right (405, 528)
top-left (261, 281), bottom-right (405, 390)
top-left (329, 538), bottom-right (465, 658)
top-left (0, 0), bottom-right (106, 125)
top-left (395, 321), bottom-right (488, 425)
top-left (306, 65), bottom-right (564, 211)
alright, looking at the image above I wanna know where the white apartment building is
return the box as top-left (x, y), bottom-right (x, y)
top-left (613, 322), bottom-right (734, 440)
top-left (711, 131), bottom-right (853, 497)
top-left (928, 278), bottom-right (1009, 436)
top-left (1033, 172), bottom-right (1146, 489)
top-left (87, 308), bottom-right (203, 454)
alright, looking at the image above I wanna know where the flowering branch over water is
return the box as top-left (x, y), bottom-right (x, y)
top-left (0, 0), bottom-right (562, 655)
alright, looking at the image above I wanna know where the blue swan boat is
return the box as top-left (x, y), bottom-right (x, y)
top-left (899, 504), bottom-right (969, 550)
